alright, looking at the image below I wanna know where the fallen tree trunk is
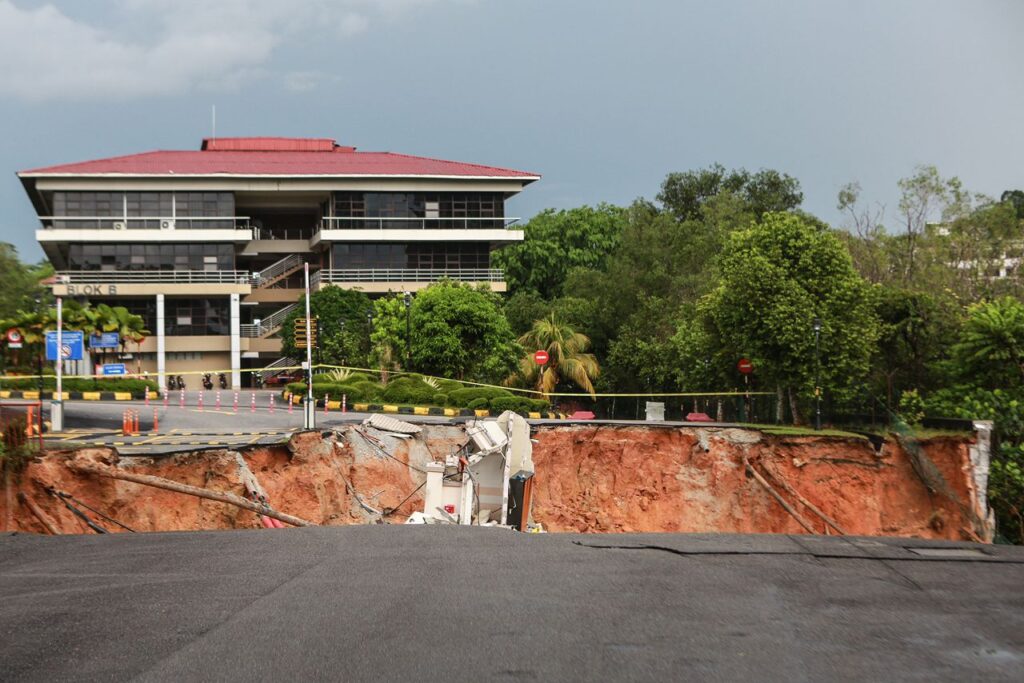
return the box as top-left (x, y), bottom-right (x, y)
top-left (743, 457), bottom-right (817, 534)
top-left (17, 492), bottom-right (61, 535)
top-left (67, 460), bottom-right (312, 528)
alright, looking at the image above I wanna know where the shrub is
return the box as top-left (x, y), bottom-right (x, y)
top-left (489, 396), bottom-right (530, 414)
top-left (437, 379), bottom-right (465, 394)
top-left (344, 380), bottom-right (385, 402)
top-left (448, 386), bottom-right (512, 407)
top-left (433, 393), bottom-right (448, 406)
top-left (467, 397), bottom-right (489, 410)
top-left (381, 377), bottom-right (437, 405)
top-left (898, 389), bottom-right (926, 426)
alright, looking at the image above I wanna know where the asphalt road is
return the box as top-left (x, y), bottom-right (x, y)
top-left (1, 528), bottom-right (1022, 681)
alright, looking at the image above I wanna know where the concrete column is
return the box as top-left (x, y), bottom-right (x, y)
top-left (230, 293), bottom-right (241, 389)
top-left (156, 294), bottom-right (166, 390)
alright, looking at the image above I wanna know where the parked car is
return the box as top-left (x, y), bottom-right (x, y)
top-left (262, 371), bottom-right (304, 387)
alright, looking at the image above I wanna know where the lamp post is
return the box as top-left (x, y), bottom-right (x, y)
top-left (813, 317), bottom-right (822, 431)
top-left (339, 319), bottom-right (346, 366)
top-left (403, 291), bottom-right (412, 370)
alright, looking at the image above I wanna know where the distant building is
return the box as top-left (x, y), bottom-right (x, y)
top-left (18, 137), bottom-right (539, 388)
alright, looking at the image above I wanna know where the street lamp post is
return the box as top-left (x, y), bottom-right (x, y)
top-left (813, 317), bottom-right (822, 431)
top-left (339, 320), bottom-right (346, 366)
top-left (403, 291), bottom-right (412, 370)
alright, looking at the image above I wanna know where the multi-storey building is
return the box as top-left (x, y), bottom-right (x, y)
top-left (18, 137), bottom-right (539, 389)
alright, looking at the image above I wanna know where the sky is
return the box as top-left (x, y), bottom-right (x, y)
top-left (0, 0), bottom-right (1022, 261)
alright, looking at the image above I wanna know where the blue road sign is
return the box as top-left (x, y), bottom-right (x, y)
top-left (45, 331), bottom-right (84, 361)
top-left (101, 363), bottom-right (127, 376)
top-left (89, 332), bottom-right (120, 349)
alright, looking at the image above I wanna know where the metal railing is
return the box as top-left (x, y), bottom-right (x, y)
top-left (318, 217), bottom-right (520, 231)
top-left (55, 270), bottom-right (252, 284)
top-left (313, 268), bottom-right (504, 284)
top-left (240, 303), bottom-right (299, 338)
top-left (38, 216), bottom-right (252, 230)
top-left (251, 254), bottom-right (303, 287)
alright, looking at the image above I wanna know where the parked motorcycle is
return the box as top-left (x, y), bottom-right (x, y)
top-left (172, 375), bottom-right (185, 390)
top-left (218, 372), bottom-right (228, 389)
top-left (253, 372), bottom-right (264, 389)
top-left (202, 373), bottom-right (214, 390)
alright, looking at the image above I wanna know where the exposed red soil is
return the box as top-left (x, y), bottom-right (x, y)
top-left (0, 425), bottom-right (987, 541)
top-left (530, 426), bottom-right (985, 541)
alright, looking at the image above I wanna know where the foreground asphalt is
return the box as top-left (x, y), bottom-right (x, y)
top-left (1, 528), bottom-right (1022, 681)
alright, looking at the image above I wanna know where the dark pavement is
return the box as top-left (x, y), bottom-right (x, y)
top-left (1, 528), bottom-right (1023, 681)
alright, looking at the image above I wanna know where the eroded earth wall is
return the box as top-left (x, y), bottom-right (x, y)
top-left (0, 425), bottom-right (990, 541)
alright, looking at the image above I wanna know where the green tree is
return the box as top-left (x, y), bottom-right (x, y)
top-left (658, 164), bottom-right (802, 222)
top-left (951, 297), bottom-right (1024, 388)
top-left (369, 294), bottom-right (409, 382)
top-left (281, 287), bottom-right (372, 365)
top-left (1000, 189), bottom-right (1024, 220)
top-left (701, 212), bottom-right (879, 422)
top-left (410, 281), bottom-right (519, 382)
top-left (492, 204), bottom-right (627, 298)
top-left (513, 314), bottom-right (600, 397)
top-left (0, 243), bottom-right (52, 323)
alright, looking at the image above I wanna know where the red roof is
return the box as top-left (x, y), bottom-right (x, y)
top-left (19, 137), bottom-right (539, 179)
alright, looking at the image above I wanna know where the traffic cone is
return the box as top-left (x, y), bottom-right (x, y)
top-left (324, 393), bottom-right (330, 415)
top-left (250, 392), bottom-right (256, 413)
top-left (198, 392), bottom-right (204, 412)
top-left (233, 391), bottom-right (239, 413)
top-left (216, 390), bottom-right (222, 410)
top-left (269, 394), bottom-right (275, 414)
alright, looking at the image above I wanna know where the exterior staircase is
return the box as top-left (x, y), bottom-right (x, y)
top-left (240, 302), bottom-right (299, 338)
top-left (251, 254), bottom-right (304, 289)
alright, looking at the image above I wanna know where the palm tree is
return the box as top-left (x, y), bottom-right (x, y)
top-left (515, 314), bottom-right (600, 397)
top-left (953, 296), bottom-right (1024, 384)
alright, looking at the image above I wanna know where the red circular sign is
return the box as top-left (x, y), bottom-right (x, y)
top-left (534, 350), bottom-right (549, 365)
top-left (6, 328), bottom-right (22, 343)
top-left (737, 358), bottom-right (754, 374)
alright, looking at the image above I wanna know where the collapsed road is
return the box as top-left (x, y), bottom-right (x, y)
top-left (0, 418), bottom-right (996, 541)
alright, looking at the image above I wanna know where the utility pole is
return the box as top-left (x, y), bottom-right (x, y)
top-left (52, 296), bottom-right (64, 432)
top-left (404, 291), bottom-right (412, 370)
top-left (303, 264), bottom-right (315, 430)
top-left (813, 317), bottom-right (822, 431)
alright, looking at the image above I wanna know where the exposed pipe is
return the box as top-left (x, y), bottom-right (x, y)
top-left (17, 492), bottom-right (61, 535)
top-left (67, 460), bottom-right (312, 527)
top-left (743, 457), bottom-right (817, 534)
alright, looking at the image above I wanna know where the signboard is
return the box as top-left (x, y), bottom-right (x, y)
top-left (45, 331), bottom-right (84, 361)
top-left (101, 363), bottom-right (127, 376)
top-left (5, 328), bottom-right (23, 349)
top-left (534, 350), bottom-right (549, 365)
top-left (89, 332), bottom-right (120, 349)
top-left (737, 358), bottom-right (754, 374)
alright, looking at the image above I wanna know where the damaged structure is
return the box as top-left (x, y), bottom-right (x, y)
top-left (0, 420), bottom-right (997, 542)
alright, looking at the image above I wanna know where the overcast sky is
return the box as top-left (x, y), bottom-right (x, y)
top-left (1, 0), bottom-right (1021, 261)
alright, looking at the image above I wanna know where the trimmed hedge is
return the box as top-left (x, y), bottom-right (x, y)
top-left (490, 395), bottom-right (550, 414)
top-left (282, 376), bottom-right (547, 411)
top-left (0, 377), bottom-right (159, 393)
top-left (447, 386), bottom-right (513, 406)
top-left (381, 377), bottom-right (437, 405)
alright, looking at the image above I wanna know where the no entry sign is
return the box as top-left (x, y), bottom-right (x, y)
top-left (6, 328), bottom-right (23, 349)
top-left (534, 350), bottom-right (550, 365)
top-left (737, 358), bottom-right (754, 374)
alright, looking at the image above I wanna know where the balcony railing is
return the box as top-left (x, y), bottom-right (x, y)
top-left (312, 269), bottom-right (504, 285)
top-left (318, 217), bottom-right (520, 231)
top-left (38, 216), bottom-right (252, 230)
top-left (55, 270), bottom-right (252, 284)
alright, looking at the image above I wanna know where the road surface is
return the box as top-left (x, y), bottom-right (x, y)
top-left (1, 528), bottom-right (1022, 681)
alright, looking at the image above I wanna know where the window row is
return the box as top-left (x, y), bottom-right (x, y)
top-left (331, 243), bottom-right (491, 270)
top-left (66, 244), bottom-right (235, 271)
top-left (51, 192), bottom-right (236, 229)
top-left (332, 193), bottom-right (505, 220)
top-left (89, 299), bottom-right (229, 337)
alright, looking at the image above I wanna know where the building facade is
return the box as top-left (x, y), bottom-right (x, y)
top-left (18, 137), bottom-right (539, 388)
